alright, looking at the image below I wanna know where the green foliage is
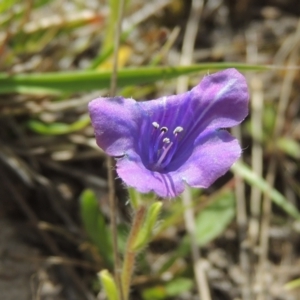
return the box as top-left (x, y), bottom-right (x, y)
top-left (0, 63), bottom-right (268, 95)
top-left (80, 189), bottom-right (113, 267)
top-left (99, 270), bottom-right (120, 300)
top-left (0, 0), bottom-right (18, 13)
top-left (128, 187), bottom-right (141, 210)
top-left (165, 278), bottom-right (194, 297)
top-left (156, 236), bottom-right (190, 275)
top-left (232, 161), bottom-right (300, 219)
top-left (277, 137), bottom-right (300, 159)
top-left (90, 0), bottom-right (131, 69)
top-left (155, 192), bottom-right (235, 276)
top-left (102, 0), bottom-right (129, 53)
top-left (142, 277), bottom-right (193, 300)
top-left (284, 277), bottom-right (300, 290)
top-left (246, 103), bottom-right (276, 145)
top-left (263, 104), bottom-right (276, 138)
top-left (195, 190), bottom-right (235, 246)
top-left (133, 202), bottom-right (162, 251)
top-left (27, 115), bottom-right (90, 135)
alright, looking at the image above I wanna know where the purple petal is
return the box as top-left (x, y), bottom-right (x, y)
top-left (139, 68), bottom-right (248, 137)
top-left (136, 69), bottom-right (247, 173)
top-left (88, 68), bottom-right (248, 198)
top-left (170, 130), bottom-right (241, 188)
top-left (116, 130), bottom-right (240, 198)
top-left (188, 68), bottom-right (249, 131)
top-left (116, 150), bottom-right (185, 198)
top-left (88, 97), bottom-right (140, 156)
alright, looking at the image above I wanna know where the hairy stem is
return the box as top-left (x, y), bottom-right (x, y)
top-left (121, 205), bottom-right (147, 300)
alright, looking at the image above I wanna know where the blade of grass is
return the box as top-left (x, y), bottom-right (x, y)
top-left (27, 115), bottom-right (90, 135)
top-left (231, 161), bottom-right (300, 220)
top-left (0, 63), bottom-right (275, 95)
top-left (102, 0), bottom-right (129, 54)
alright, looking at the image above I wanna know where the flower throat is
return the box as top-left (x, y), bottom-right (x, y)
top-left (149, 121), bottom-right (184, 171)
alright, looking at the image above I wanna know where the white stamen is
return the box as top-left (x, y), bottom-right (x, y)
top-left (173, 126), bottom-right (184, 134)
top-left (160, 126), bottom-right (168, 133)
top-left (156, 142), bottom-right (173, 166)
top-left (152, 122), bottom-right (159, 128)
top-left (163, 138), bottom-right (170, 144)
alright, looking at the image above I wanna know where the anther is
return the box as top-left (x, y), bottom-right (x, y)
top-left (160, 126), bottom-right (168, 133)
top-left (152, 122), bottom-right (159, 129)
top-left (163, 138), bottom-right (170, 144)
top-left (173, 126), bottom-right (184, 134)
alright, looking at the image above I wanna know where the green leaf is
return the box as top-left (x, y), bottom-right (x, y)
top-left (89, 28), bottom-right (133, 70)
top-left (231, 161), bottom-right (300, 220)
top-left (128, 187), bottom-right (141, 210)
top-left (144, 202), bottom-right (162, 236)
top-left (27, 114), bottom-right (90, 135)
top-left (102, 0), bottom-right (123, 53)
top-left (277, 137), bottom-right (300, 159)
top-left (0, 63), bottom-right (268, 95)
top-left (284, 277), bottom-right (300, 291)
top-left (80, 189), bottom-right (113, 267)
top-left (0, 0), bottom-right (19, 13)
top-left (142, 277), bottom-right (193, 300)
top-left (263, 104), bottom-right (276, 138)
top-left (99, 270), bottom-right (120, 300)
top-left (90, 0), bottom-right (131, 69)
top-left (142, 286), bottom-right (165, 300)
top-left (195, 190), bottom-right (235, 246)
top-left (133, 202), bottom-right (162, 251)
top-left (156, 192), bottom-right (234, 273)
top-left (165, 277), bottom-right (194, 296)
top-left (156, 236), bottom-right (190, 275)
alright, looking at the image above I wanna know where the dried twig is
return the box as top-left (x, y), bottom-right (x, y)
top-left (177, 1), bottom-right (211, 299)
top-left (108, 1), bottom-right (126, 299)
top-left (233, 123), bottom-right (252, 300)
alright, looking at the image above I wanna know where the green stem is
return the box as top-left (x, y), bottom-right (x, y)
top-left (121, 205), bottom-right (147, 300)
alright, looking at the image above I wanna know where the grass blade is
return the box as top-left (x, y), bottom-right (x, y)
top-left (231, 161), bottom-right (300, 220)
top-left (0, 63), bottom-right (269, 95)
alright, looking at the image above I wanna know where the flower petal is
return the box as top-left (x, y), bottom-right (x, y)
top-left (137, 69), bottom-right (247, 171)
top-left (89, 68), bottom-right (247, 198)
top-left (116, 130), bottom-right (240, 198)
top-left (169, 130), bottom-right (241, 188)
top-left (138, 68), bottom-right (248, 136)
top-left (188, 68), bottom-right (249, 131)
top-left (116, 150), bottom-right (185, 198)
top-left (88, 97), bottom-right (141, 156)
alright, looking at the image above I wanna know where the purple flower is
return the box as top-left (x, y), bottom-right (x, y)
top-left (88, 68), bottom-right (249, 198)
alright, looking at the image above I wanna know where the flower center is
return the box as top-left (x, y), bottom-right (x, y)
top-left (149, 122), bottom-right (184, 171)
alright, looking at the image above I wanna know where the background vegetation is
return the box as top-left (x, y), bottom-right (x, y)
top-left (1, 0), bottom-right (300, 299)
